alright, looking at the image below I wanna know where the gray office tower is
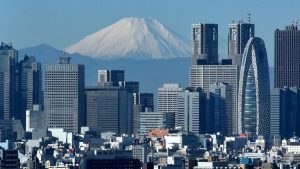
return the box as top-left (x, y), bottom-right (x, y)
top-left (138, 111), bottom-right (166, 137)
top-left (85, 86), bottom-right (132, 134)
top-left (270, 87), bottom-right (300, 139)
top-left (45, 57), bottom-right (85, 133)
top-left (158, 84), bottom-right (183, 129)
top-left (192, 24), bottom-right (218, 65)
top-left (176, 87), bottom-right (206, 134)
top-left (238, 37), bottom-right (270, 137)
top-left (228, 20), bottom-right (254, 66)
top-left (132, 93), bottom-right (153, 135)
top-left (98, 69), bottom-right (125, 86)
top-left (189, 62), bottom-right (238, 135)
top-left (275, 23), bottom-right (300, 88)
top-left (26, 105), bottom-right (45, 132)
top-left (0, 43), bottom-right (18, 120)
top-left (209, 83), bottom-right (232, 135)
top-left (19, 55), bottom-right (43, 125)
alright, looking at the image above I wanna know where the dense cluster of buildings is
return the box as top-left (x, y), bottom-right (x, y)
top-left (0, 15), bottom-right (300, 168)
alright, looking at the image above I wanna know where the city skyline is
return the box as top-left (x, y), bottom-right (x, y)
top-left (0, 0), bottom-right (300, 66)
top-left (1, 1), bottom-right (300, 168)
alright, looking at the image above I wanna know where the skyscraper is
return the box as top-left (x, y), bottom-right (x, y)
top-left (0, 43), bottom-right (18, 120)
top-left (132, 93), bottom-right (154, 135)
top-left (176, 87), bottom-right (206, 134)
top-left (275, 23), bottom-right (300, 88)
top-left (19, 55), bottom-right (43, 125)
top-left (238, 37), bottom-right (270, 137)
top-left (228, 20), bottom-right (254, 66)
top-left (270, 87), bottom-right (300, 139)
top-left (209, 82), bottom-right (232, 135)
top-left (269, 89), bottom-right (281, 138)
top-left (98, 69), bottom-right (125, 86)
top-left (138, 111), bottom-right (166, 137)
top-left (119, 81), bottom-right (139, 93)
top-left (192, 24), bottom-right (218, 65)
top-left (45, 56), bottom-right (85, 133)
top-left (189, 62), bottom-right (238, 134)
top-left (133, 93), bottom-right (154, 111)
top-left (158, 84), bottom-right (183, 129)
top-left (85, 86), bottom-right (132, 134)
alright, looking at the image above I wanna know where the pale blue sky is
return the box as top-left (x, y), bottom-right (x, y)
top-left (1, 0), bottom-right (300, 66)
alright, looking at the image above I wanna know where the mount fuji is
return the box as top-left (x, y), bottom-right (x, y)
top-left (65, 17), bottom-right (190, 59)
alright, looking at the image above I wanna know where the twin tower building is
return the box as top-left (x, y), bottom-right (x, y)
top-left (190, 18), bottom-right (270, 137)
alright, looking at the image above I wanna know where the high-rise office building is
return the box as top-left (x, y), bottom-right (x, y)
top-left (132, 93), bottom-right (154, 135)
top-left (133, 93), bottom-right (154, 111)
top-left (275, 23), bottom-right (300, 88)
top-left (192, 24), bottom-right (218, 65)
top-left (158, 84), bottom-right (183, 129)
top-left (228, 20), bottom-right (254, 66)
top-left (0, 43), bottom-right (19, 120)
top-left (119, 81), bottom-right (139, 93)
top-left (238, 37), bottom-right (270, 137)
top-left (85, 86), bottom-right (132, 134)
top-left (204, 92), bottom-right (216, 134)
top-left (138, 111), bottom-right (166, 137)
top-left (98, 69), bottom-right (125, 86)
top-left (189, 62), bottom-right (238, 134)
top-left (44, 56), bottom-right (85, 133)
top-left (19, 55), bottom-right (43, 126)
top-left (176, 87), bottom-right (206, 134)
top-left (209, 82), bottom-right (232, 135)
top-left (270, 87), bottom-right (300, 139)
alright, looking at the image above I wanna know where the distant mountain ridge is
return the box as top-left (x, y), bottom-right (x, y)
top-left (65, 17), bottom-right (191, 59)
top-left (19, 44), bottom-right (190, 94)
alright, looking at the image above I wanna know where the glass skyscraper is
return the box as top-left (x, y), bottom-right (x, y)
top-left (275, 23), bottom-right (300, 88)
top-left (0, 43), bottom-right (18, 120)
top-left (238, 37), bottom-right (270, 137)
top-left (228, 20), bottom-right (254, 66)
top-left (192, 23), bottom-right (218, 65)
top-left (19, 55), bottom-right (43, 126)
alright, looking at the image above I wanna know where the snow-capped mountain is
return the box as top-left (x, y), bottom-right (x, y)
top-left (65, 17), bottom-right (190, 59)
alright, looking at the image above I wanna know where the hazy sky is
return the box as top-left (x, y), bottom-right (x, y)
top-left (1, 0), bottom-right (300, 66)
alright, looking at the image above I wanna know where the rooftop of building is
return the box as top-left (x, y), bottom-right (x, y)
top-left (0, 42), bottom-right (14, 50)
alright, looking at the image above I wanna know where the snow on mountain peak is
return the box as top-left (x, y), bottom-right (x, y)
top-left (65, 17), bottom-right (190, 59)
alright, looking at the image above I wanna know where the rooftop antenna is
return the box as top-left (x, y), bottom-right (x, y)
top-left (248, 13), bottom-right (251, 23)
top-left (58, 50), bottom-right (71, 64)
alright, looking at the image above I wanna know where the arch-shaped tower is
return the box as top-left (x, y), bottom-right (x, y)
top-left (238, 37), bottom-right (270, 137)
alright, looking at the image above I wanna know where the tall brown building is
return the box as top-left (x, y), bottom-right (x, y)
top-left (275, 23), bottom-right (300, 88)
